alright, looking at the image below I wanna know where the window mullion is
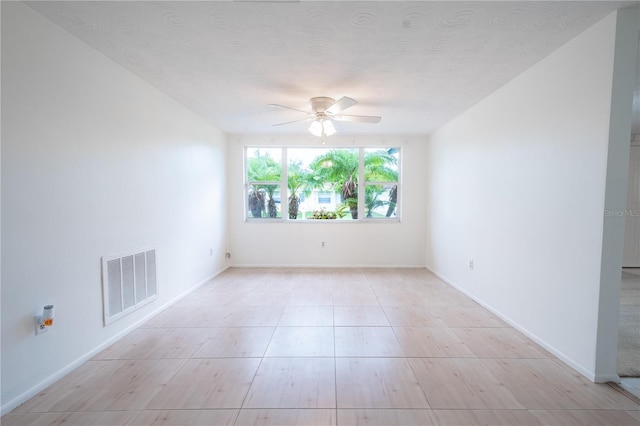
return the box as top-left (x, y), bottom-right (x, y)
top-left (358, 148), bottom-right (365, 221)
top-left (282, 148), bottom-right (288, 221)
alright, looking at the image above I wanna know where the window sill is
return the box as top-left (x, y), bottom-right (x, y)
top-left (245, 218), bottom-right (401, 223)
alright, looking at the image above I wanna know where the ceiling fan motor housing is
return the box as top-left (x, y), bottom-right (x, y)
top-left (310, 97), bottom-right (336, 113)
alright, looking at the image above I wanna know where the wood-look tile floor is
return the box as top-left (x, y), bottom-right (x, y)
top-left (4, 268), bottom-right (639, 425)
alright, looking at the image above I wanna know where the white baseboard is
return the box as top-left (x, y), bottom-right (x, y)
top-left (230, 264), bottom-right (427, 269)
top-left (428, 268), bottom-right (603, 383)
top-left (1, 267), bottom-right (229, 416)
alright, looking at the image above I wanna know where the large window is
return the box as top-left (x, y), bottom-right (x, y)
top-left (245, 147), bottom-right (400, 221)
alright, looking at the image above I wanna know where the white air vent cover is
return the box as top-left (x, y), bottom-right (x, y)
top-left (102, 248), bottom-right (157, 326)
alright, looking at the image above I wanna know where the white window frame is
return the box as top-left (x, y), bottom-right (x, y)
top-left (244, 146), bottom-right (400, 222)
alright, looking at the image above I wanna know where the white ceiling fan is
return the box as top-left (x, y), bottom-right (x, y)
top-left (269, 96), bottom-right (382, 139)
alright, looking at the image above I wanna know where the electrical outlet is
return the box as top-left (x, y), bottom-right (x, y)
top-left (209, 248), bottom-right (213, 256)
top-left (469, 260), bottom-right (474, 270)
top-left (321, 241), bottom-right (325, 248)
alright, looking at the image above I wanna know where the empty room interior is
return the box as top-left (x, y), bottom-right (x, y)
top-left (2, 1), bottom-right (640, 425)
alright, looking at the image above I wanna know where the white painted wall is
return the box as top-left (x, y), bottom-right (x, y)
top-left (1, 2), bottom-right (228, 412)
top-left (227, 134), bottom-right (427, 267)
top-left (425, 10), bottom-right (638, 381)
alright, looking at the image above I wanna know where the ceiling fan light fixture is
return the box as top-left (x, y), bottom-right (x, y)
top-left (323, 119), bottom-right (336, 136)
top-left (308, 119), bottom-right (324, 137)
top-left (274, 96), bottom-right (380, 138)
top-left (309, 118), bottom-right (336, 137)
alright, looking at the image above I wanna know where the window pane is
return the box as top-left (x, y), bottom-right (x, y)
top-left (364, 148), bottom-right (398, 183)
top-left (289, 148), bottom-right (359, 220)
top-left (287, 148), bottom-right (327, 219)
top-left (246, 148), bottom-right (281, 182)
top-left (365, 184), bottom-right (398, 218)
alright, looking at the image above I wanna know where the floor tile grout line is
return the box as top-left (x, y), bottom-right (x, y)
top-left (235, 318), bottom-right (280, 412)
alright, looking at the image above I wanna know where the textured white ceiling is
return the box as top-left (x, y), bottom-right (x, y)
top-left (27, 1), bottom-right (637, 136)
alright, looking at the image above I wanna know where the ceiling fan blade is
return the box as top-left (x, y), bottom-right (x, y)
top-left (333, 114), bottom-right (382, 124)
top-left (326, 96), bottom-right (357, 114)
top-left (269, 103), bottom-right (310, 114)
top-left (272, 118), bottom-right (313, 126)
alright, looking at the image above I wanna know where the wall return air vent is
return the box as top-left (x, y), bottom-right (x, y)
top-left (101, 248), bottom-right (157, 326)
